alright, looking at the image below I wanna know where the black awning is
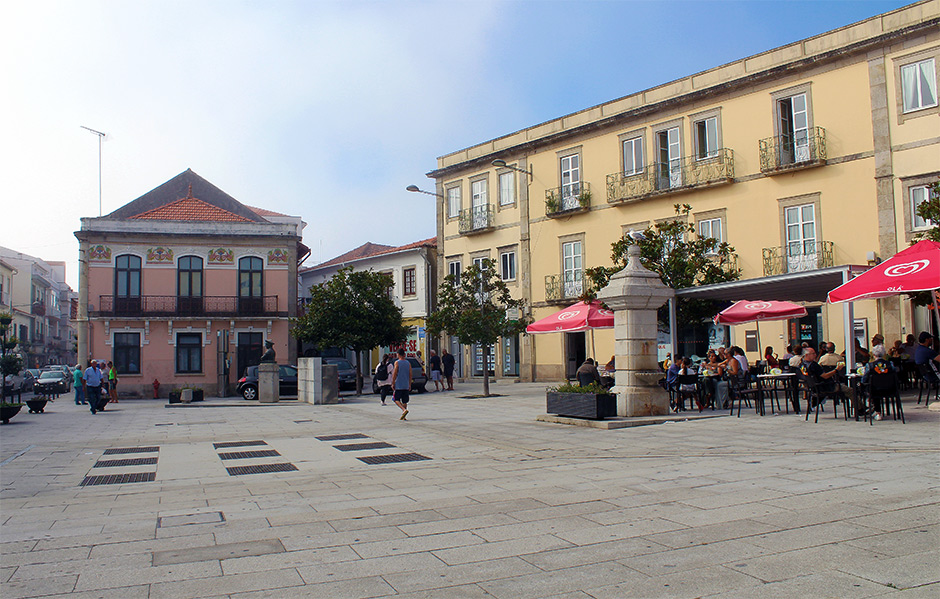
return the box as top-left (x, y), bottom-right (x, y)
top-left (676, 265), bottom-right (870, 304)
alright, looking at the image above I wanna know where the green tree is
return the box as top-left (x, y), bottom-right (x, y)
top-left (0, 313), bottom-right (22, 403)
top-left (291, 267), bottom-right (409, 395)
top-left (913, 180), bottom-right (940, 243)
top-left (585, 203), bottom-right (740, 330)
top-left (426, 259), bottom-right (529, 397)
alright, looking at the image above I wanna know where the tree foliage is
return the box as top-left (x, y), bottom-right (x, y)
top-left (585, 203), bottom-right (740, 329)
top-left (291, 267), bottom-right (409, 394)
top-left (426, 259), bottom-right (529, 396)
top-left (913, 180), bottom-right (940, 243)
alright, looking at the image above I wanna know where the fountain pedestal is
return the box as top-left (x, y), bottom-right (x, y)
top-left (597, 245), bottom-right (675, 417)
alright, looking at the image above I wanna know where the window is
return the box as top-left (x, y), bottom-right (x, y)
top-left (176, 333), bottom-right (202, 374)
top-left (380, 270), bottom-right (394, 298)
top-left (562, 240), bottom-right (583, 298)
top-left (114, 254), bottom-right (141, 315)
top-left (699, 217), bottom-right (722, 254)
top-left (177, 256), bottom-right (203, 315)
top-left (498, 171), bottom-right (515, 206)
top-left (238, 256), bottom-right (264, 315)
top-left (901, 58), bottom-right (937, 113)
top-left (656, 126), bottom-right (682, 189)
top-left (912, 185), bottom-right (937, 230)
top-left (447, 186), bottom-right (461, 219)
top-left (403, 267), bottom-right (417, 296)
top-left (560, 153), bottom-right (581, 202)
top-left (785, 203), bottom-right (817, 272)
top-left (694, 117), bottom-right (718, 159)
top-left (500, 251), bottom-right (516, 281)
top-left (622, 137), bottom-right (644, 176)
top-left (114, 332), bottom-right (140, 374)
top-left (777, 93), bottom-right (810, 164)
top-left (448, 260), bottom-right (462, 286)
top-left (470, 179), bottom-right (489, 229)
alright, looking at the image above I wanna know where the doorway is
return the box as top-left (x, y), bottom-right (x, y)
top-left (237, 332), bottom-right (263, 378)
top-left (565, 332), bottom-right (586, 380)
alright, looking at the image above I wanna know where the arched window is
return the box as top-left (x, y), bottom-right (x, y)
top-left (114, 255), bottom-right (141, 315)
top-left (177, 256), bottom-right (203, 315)
top-left (238, 256), bottom-right (263, 315)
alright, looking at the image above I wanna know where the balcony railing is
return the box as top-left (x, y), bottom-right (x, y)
top-left (545, 273), bottom-right (591, 303)
top-left (31, 301), bottom-right (46, 316)
top-left (93, 295), bottom-right (282, 317)
top-left (545, 182), bottom-right (591, 217)
top-left (758, 127), bottom-right (826, 173)
top-left (607, 149), bottom-right (734, 204)
top-left (762, 240), bottom-right (834, 276)
top-left (458, 204), bottom-right (494, 235)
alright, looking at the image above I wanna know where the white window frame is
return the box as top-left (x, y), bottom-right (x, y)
top-left (448, 259), bottom-right (462, 287)
top-left (471, 179), bottom-right (487, 208)
top-left (699, 217), bottom-right (722, 255)
top-left (622, 136), bottom-right (644, 176)
top-left (562, 240), bottom-right (583, 298)
top-left (694, 116), bottom-right (719, 160)
top-left (560, 153), bottom-right (581, 207)
top-left (446, 185), bottom-right (461, 219)
top-left (500, 250), bottom-right (516, 282)
top-left (911, 185), bottom-right (936, 230)
top-left (402, 266), bottom-right (417, 297)
top-left (901, 57), bottom-right (938, 114)
top-left (498, 171), bottom-right (515, 207)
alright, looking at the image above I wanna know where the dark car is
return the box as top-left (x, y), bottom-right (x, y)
top-left (35, 370), bottom-right (70, 395)
top-left (21, 369), bottom-right (36, 392)
top-left (372, 357), bottom-right (428, 394)
top-left (3, 371), bottom-right (26, 396)
top-left (322, 357), bottom-right (357, 391)
top-left (237, 364), bottom-right (298, 400)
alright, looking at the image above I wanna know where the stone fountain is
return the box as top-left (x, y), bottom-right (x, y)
top-left (596, 244), bottom-right (675, 417)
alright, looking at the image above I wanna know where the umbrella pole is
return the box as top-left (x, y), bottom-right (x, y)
top-left (756, 322), bottom-right (761, 364)
top-left (591, 328), bottom-right (596, 360)
top-left (933, 289), bottom-right (940, 339)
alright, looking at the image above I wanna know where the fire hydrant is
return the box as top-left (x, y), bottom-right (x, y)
top-left (152, 379), bottom-right (160, 399)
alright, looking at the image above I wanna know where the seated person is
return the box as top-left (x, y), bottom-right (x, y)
top-left (675, 358), bottom-right (702, 412)
top-left (913, 331), bottom-right (940, 381)
top-left (576, 358), bottom-right (601, 388)
top-left (799, 346), bottom-right (845, 401)
top-left (764, 346), bottom-right (778, 368)
top-left (818, 343), bottom-right (841, 368)
top-left (862, 344), bottom-right (896, 421)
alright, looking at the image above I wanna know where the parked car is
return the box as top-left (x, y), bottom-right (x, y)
top-left (372, 357), bottom-right (428, 394)
top-left (35, 369), bottom-right (71, 395)
top-left (21, 369), bottom-right (35, 391)
top-left (3, 371), bottom-right (26, 396)
top-left (237, 364), bottom-right (298, 400)
top-left (322, 357), bottom-right (358, 391)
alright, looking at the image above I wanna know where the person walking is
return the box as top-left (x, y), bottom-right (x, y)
top-left (374, 354), bottom-right (394, 405)
top-left (73, 364), bottom-right (86, 405)
top-left (391, 348), bottom-right (412, 420)
top-left (107, 361), bottom-right (119, 403)
top-left (441, 348), bottom-right (455, 391)
top-left (428, 349), bottom-right (442, 392)
top-left (83, 360), bottom-right (103, 414)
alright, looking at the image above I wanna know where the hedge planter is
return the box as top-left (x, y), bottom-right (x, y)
top-left (1, 403), bottom-right (23, 424)
top-left (26, 399), bottom-right (48, 413)
top-left (547, 391), bottom-right (616, 419)
top-left (168, 390), bottom-right (181, 404)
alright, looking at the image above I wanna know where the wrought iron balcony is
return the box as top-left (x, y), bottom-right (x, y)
top-left (607, 149), bottom-right (734, 204)
top-left (545, 182), bottom-right (591, 217)
top-left (545, 273), bottom-right (591, 303)
top-left (458, 204), bottom-right (494, 235)
top-left (759, 127), bottom-right (826, 173)
top-left (762, 240), bottom-right (834, 276)
top-left (31, 301), bottom-right (46, 316)
top-left (93, 295), bottom-right (282, 318)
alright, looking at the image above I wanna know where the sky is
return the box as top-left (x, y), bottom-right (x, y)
top-left (0, 0), bottom-right (914, 290)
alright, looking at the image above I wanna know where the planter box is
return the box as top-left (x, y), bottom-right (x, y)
top-left (26, 399), bottom-right (48, 413)
top-left (192, 389), bottom-right (204, 402)
top-left (547, 391), bottom-right (617, 419)
top-left (168, 390), bottom-right (181, 404)
top-left (1, 403), bottom-right (23, 424)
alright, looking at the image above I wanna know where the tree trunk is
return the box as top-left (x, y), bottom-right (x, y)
top-left (482, 344), bottom-right (490, 397)
top-left (354, 350), bottom-right (363, 396)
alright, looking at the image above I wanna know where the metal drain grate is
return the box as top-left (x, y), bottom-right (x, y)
top-left (94, 457), bottom-right (158, 468)
top-left (293, 419), bottom-right (313, 423)
top-left (315, 433), bottom-right (369, 441)
top-left (213, 440), bottom-right (267, 449)
top-left (103, 447), bottom-right (159, 455)
top-left (226, 463), bottom-right (298, 476)
top-left (357, 453), bottom-right (431, 465)
top-left (81, 472), bottom-right (156, 486)
top-left (333, 442), bottom-right (395, 452)
top-left (218, 449), bottom-right (281, 460)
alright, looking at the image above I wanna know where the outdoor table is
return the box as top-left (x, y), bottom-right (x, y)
top-left (698, 372), bottom-right (721, 409)
top-left (757, 372), bottom-right (795, 415)
top-left (844, 373), bottom-right (864, 421)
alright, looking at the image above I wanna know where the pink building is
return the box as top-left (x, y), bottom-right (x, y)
top-left (75, 169), bottom-right (306, 398)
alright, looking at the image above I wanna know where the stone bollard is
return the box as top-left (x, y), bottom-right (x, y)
top-left (320, 364), bottom-right (339, 404)
top-left (258, 363), bottom-right (280, 403)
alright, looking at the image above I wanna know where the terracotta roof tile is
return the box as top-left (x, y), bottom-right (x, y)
top-left (302, 237), bottom-right (437, 272)
top-left (247, 205), bottom-right (290, 217)
top-left (130, 196), bottom-right (253, 223)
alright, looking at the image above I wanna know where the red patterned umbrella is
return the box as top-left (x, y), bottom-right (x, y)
top-left (714, 300), bottom-right (808, 325)
top-left (526, 301), bottom-right (614, 333)
top-left (827, 240), bottom-right (940, 302)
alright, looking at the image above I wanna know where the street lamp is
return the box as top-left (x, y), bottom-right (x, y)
top-left (406, 185), bottom-right (443, 198)
top-left (80, 125), bottom-right (107, 216)
top-left (492, 159), bottom-right (533, 182)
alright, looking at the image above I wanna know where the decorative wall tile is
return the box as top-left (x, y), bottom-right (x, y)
top-left (88, 245), bottom-right (112, 262)
top-left (147, 247), bottom-right (174, 263)
top-left (208, 248), bottom-right (234, 263)
top-left (267, 248), bottom-right (289, 265)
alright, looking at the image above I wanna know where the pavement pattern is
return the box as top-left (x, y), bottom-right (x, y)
top-left (1, 382), bottom-right (938, 598)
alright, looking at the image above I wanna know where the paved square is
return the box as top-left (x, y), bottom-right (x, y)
top-left (1, 383), bottom-right (937, 598)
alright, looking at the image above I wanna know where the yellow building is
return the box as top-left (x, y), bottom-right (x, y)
top-left (427, 1), bottom-right (940, 382)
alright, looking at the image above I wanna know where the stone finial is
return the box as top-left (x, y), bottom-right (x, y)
top-left (597, 244), bottom-right (675, 312)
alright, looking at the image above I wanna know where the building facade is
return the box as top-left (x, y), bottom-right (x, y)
top-left (75, 169), bottom-right (306, 398)
top-left (0, 248), bottom-right (76, 368)
top-left (298, 238), bottom-right (437, 371)
top-left (427, 1), bottom-right (940, 381)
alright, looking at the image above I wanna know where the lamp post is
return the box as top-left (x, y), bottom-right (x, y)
top-left (491, 159), bottom-right (533, 182)
top-left (80, 126), bottom-right (107, 216)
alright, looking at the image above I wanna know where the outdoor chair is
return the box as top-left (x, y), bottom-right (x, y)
top-left (729, 374), bottom-right (760, 417)
top-left (798, 372), bottom-right (850, 423)
top-left (916, 363), bottom-right (939, 406)
top-left (674, 374), bottom-right (701, 412)
top-left (867, 370), bottom-right (905, 425)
